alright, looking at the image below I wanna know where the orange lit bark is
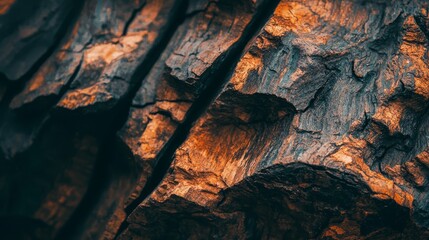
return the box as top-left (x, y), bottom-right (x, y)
top-left (1, 0), bottom-right (429, 239)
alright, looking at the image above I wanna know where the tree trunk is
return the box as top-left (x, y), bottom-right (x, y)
top-left (1, 0), bottom-right (429, 239)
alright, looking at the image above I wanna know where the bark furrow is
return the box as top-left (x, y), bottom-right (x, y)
top-left (1, 0), bottom-right (429, 239)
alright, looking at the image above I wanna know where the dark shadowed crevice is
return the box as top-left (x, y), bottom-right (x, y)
top-left (122, 2), bottom-right (147, 36)
top-left (414, 15), bottom-right (429, 41)
top-left (13, 58), bottom-right (84, 115)
top-left (0, 0), bottom-right (85, 108)
top-left (115, 0), bottom-right (281, 237)
top-left (55, 1), bottom-right (190, 239)
top-left (0, 0), bottom-right (85, 178)
top-left (0, 0), bottom-right (85, 166)
top-left (3, 2), bottom-right (429, 239)
top-left (217, 163), bottom-right (425, 239)
top-left (54, 135), bottom-right (116, 239)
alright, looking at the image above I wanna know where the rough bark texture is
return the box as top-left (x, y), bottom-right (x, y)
top-left (1, 0), bottom-right (429, 239)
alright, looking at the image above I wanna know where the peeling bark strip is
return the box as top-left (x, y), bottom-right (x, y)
top-left (1, 0), bottom-right (429, 239)
top-left (10, 0), bottom-right (183, 114)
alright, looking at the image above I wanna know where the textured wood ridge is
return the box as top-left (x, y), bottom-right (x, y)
top-left (1, 0), bottom-right (429, 239)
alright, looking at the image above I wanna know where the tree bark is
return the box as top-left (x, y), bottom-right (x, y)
top-left (1, 0), bottom-right (429, 239)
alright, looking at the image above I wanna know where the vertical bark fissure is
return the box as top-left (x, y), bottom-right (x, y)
top-left (122, 2), bottom-right (147, 36)
top-left (55, 1), bottom-right (190, 239)
top-left (116, 0), bottom-right (281, 237)
top-left (414, 15), bottom-right (429, 42)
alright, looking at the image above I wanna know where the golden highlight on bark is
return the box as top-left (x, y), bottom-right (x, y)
top-left (1, 0), bottom-right (429, 239)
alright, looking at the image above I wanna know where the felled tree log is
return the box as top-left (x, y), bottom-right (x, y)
top-left (1, 0), bottom-right (429, 239)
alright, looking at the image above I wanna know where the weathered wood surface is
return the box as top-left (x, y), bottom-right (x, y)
top-left (0, 0), bottom-right (78, 81)
top-left (1, 0), bottom-right (429, 239)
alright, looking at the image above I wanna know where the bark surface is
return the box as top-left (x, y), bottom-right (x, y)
top-left (1, 0), bottom-right (429, 239)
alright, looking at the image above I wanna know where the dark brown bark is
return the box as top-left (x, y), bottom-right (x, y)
top-left (1, 0), bottom-right (429, 239)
